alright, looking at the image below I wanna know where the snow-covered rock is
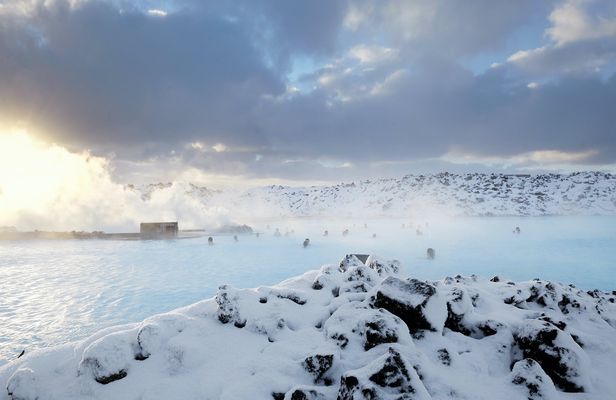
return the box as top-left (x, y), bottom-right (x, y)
top-left (509, 358), bottom-right (558, 400)
top-left (512, 319), bottom-right (590, 392)
top-left (78, 330), bottom-right (134, 384)
top-left (369, 277), bottom-right (447, 336)
top-left (1, 254), bottom-right (615, 399)
top-left (337, 347), bottom-right (431, 400)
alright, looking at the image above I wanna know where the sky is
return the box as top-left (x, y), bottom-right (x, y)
top-left (1, 0), bottom-right (616, 186)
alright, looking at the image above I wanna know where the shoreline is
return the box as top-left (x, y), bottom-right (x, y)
top-left (1, 254), bottom-right (615, 399)
top-left (2, 214), bottom-right (614, 241)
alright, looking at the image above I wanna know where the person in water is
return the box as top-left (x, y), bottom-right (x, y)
top-left (303, 238), bottom-right (310, 247)
top-left (208, 236), bottom-right (214, 245)
top-left (233, 235), bottom-right (238, 242)
top-left (427, 248), bottom-right (435, 259)
top-left (323, 230), bottom-right (328, 236)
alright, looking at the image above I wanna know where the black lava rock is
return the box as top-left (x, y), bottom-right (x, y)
top-left (370, 277), bottom-right (444, 335)
top-left (513, 321), bottom-right (587, 392)
top-left (303, 354), bottom-right (334, 383)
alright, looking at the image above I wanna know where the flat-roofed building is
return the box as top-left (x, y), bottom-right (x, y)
top-left (140, 222), bottom-right (178, 239)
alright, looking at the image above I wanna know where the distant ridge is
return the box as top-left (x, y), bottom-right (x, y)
top-left (128, 172), bottom-right (616, 218)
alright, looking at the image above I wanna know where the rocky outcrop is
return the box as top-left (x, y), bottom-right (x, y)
top-left (2, 254), bottom-right (615, 400)
top-left (337, 348), bottom-right (431, 400)
top-left (512, 320), bottom-right (589, 392)
top-left (78, 331), bottom-right (134, 385)
top-left (510, 359), bottom-right (558, 400)
top-left (216, 285), bottom-right (246, 328)
top-left (369, 277), bottom-right (446, 335)
top-left (303, 354), bottom-right (334, 384)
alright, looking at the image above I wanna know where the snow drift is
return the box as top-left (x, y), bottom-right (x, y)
top-left (1, 254), bottom-right (615, 399)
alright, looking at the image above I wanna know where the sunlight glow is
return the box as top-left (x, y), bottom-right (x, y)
top-left (0, 130), bottom-right (108, 213)
top-left (0, 130), bottom-right (232, 231)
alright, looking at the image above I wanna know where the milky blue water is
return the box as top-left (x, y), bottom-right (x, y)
top-left (1, 216), bottom-right (615, 364)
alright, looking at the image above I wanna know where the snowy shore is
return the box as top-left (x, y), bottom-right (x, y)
top-left (2, 255), bottom-right (615, 399)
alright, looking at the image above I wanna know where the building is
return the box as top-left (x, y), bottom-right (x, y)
top-left (140, 222), bottom-right (179, 239)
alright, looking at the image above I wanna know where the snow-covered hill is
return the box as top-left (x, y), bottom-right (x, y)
top-left (2, 254), bottom-right (615, 399)
top-left (130, 172), bottom-right (616, 219)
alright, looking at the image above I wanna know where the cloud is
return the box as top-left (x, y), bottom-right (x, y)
top-left (257, 60), bottom-right (616, 168)
top-left (442, 148), bottom-right (600, 168)
top-left (0, 0), bottom-right (614, 185)
top-left (547, 0), bottom-right (616, 45)
top-left (507, 42), bottom-right (616, 76)
top-left (0, 131), bottom-right (232, 231)
top-left (0, 0), bottom-right (285, 151)
top-left (342, 0), bottom-right (535, 57)
top-left (347, 44), bottom-right (399, 65)
top-left (147, 9), bottom-right (168, 17)
top-left (506, 0), bottom-right (616, 77)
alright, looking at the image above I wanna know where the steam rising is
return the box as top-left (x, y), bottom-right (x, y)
top-left (0, 132), bottom-right (229, 232)
top-left (3, 132), bottom-right (614, 233)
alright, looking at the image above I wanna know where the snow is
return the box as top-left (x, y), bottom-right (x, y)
top-left (1, 216), bottom-right (615, 366)
top-left (1, 254), bottom-right (615, 399)
top-left (130, 172), bottom-right (616, 220)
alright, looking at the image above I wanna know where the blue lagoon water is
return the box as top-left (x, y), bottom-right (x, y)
top-left (1, 216), bottom-right (615, 363)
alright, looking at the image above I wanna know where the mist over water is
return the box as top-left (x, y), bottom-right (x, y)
top-left (1, 215), bottom-right (614, 364)
top-left (0, 133), bottom-right (234, 232)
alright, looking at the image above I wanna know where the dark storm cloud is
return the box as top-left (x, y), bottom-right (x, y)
top-left (239, 0), bottom-right (349, 57)
top-left (0, 0), bottom-right (286, 151)
top-left (1, 0), bottom-right (615, 182)
top-left (257, 59), bottom-right (616, 163)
